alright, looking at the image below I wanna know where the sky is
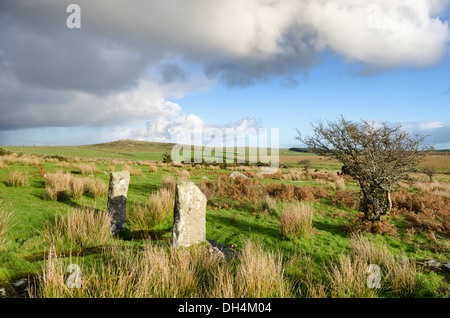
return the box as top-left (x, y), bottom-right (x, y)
top-left (0, 0), bottom-right (449, 149)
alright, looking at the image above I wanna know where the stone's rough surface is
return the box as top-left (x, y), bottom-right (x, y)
top-left (106, 171), bottom-right (130, 235)
top-left (208, 245), bottom-right (225, 260)
top-left (229, 171), bottom-right (247, 179)
top-left (423, 260), bottom-right (450, 269)
top-left (171, 181), bottom-right (207, 249)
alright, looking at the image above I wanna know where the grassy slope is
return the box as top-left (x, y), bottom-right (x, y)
top-left (3, 139), bottom-right (315, 163)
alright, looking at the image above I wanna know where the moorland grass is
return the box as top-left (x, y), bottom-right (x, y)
top-left (0, 146), bottom-right (448, 297)
top-left (8, 170), bottom-right (29, 187)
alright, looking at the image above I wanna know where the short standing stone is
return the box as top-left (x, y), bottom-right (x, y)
top-left (106, 171), bottom-right (130, 235)
top-left (171, 181), bottom-right (207, 249)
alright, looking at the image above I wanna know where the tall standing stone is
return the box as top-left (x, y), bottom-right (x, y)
top-left (106, 171), bottom-right (130, 235)
top-left (171, 181), bottom-right (207, 249)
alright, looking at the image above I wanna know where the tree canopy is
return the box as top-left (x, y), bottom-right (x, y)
top-left (296, 116), bottom-right (432, 220)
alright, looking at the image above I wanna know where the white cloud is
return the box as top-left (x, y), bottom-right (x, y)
top-left (132, 114), bottom-right (262, 145)
top-left (307, 0), bottom-right (449, 68)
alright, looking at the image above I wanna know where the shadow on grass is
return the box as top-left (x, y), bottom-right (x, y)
top-left (313, 220), bottom-right (347, 238)
top-left (31, 179), bottom-right (46, 189)
top-left (128, 182), bottom-right (159, 197)
top-left (206, 213), bottom-right (281, 241)
top-left (131, 228), bottom-right (171, 241)
top-left (24, 245), bottom-right (107, 262)
top-left (31, 193), bottom-right (86, 210)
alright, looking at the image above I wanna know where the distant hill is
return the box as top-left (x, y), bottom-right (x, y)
top-left (288, 147), bottom-right (310, 153)
top-left (80, 139), bottom-right (177, 154)
top-left (1, 139), bottom-right (179, 161)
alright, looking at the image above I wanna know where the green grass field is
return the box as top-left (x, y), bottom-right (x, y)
top-left (0, 140), bottom-right (449, 298)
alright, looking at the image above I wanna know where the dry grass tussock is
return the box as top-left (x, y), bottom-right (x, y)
top-left (45, 171), bottom-right (72, 200)
top-left (110, 159), bottom-right (127, 165)
top-left (33, 238), bottom-right (290, 298)
top-left (85, 178), bottom-right (108, 198)
top-left (56, 162), bottom-right (72, 168)
top-left (128, 188), bottom-right (175, 230)
top-left (122, 164), bottom-right (145, 178)
top-left (326, 233), bottom-right (417, 298)
top-left (45, 171), bottom-right (107, 200)
top-left (334, 177), bottom-right (346, 191)
top-left (395, 181), bottom-right (411, 189)
top-left (177, 169), bottom-right (190, 181)
top-left (73, 163), bottom-right (99, 175)
top-left (282, 168), bottom-right (306, 181)
top-left (283, 169), bottom-right (351, 183)
top-left (235, 239), bottom-right (291, 297)
top-left (2, 154), bottom-right (43, 166)
top-left (259, 195), bottom-right (277, 214)
top-left (162, 174), bottom-right (176, 193)
top-left (70, 177), bottom-right (86, 198)
top-left (279, 202), bottom-right (315, 239)
top-left (228, 165), bottom-right (258, 173)
top-left (412, 181), bottom-right (450, 197)
top-left (71, 176), bottom-right (107, 199)
top-left (41, 206), bottom-right (113, 250)
top-left (351, 234), bottom-right (416, 296)
top-left (31, 234), bottom-right (419, 298)
top-left (8, 170), bottom-right (29, 187)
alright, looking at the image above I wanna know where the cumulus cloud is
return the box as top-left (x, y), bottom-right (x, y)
top-left (307, 0), bottom-right (449, 69)
top-left (0, 69), bottom-right (182, 129)
top-left (0, 0), bottom-right (449, 142)
top-left (132, 114), bottom-right (262, 146)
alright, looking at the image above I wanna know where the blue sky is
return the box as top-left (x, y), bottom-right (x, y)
top-left (0, 1), bottom-right (449, 149)
top-left (172, 51), bottom-right (450, 148)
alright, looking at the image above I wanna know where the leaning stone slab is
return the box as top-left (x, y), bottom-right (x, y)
top-left (171, 181), bottom-right (207, 249)
top-left (106, 171), bottom-right (130, 235)
top-left (229, 171), bottom-right (247, 179)
top-left (423, 260), bottom-right (450, 269)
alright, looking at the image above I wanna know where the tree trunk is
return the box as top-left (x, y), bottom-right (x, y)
top-left (359, 187), bottom-right (391, 221)
top-left (386, 190), bottom-right (392, 214)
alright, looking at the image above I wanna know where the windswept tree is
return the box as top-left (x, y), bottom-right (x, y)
top-left (296, 116), bottom-right (432, 221)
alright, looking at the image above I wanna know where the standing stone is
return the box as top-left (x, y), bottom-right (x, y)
top-left (106, 171), bottom-right (130, 235)
top-left (229, 171), bottom-right (248, 179)
top-left (171, 181), bottom-right (207, 249)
